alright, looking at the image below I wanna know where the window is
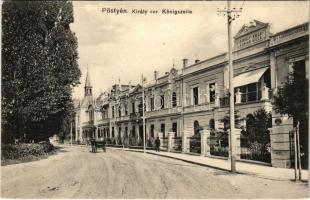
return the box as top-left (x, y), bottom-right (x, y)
top-left (193, 87), bottom-right (199, 105)
top-left (112, 106), bottom-right (115, 118)
top-left (172, 92), bottom-right (177, 107)
top-left (209, 119), bottom-right (215, 129)
top-left (150, 124), bottom-right (155, 138)
top-left (172, 122), bottom-right (177, 137)
top-left (98, 128), bottom-right (101, 138)
top-left (237, 83), bottom-right (258, 103)
top-left (132, 102), bottom-right (135, 113)
top-left (138, 102), bottom-right (143, 115)
top-left (132, 126), bottom-right (136, 137)
top-left (118, 127), bottom-right (121, 138)
top-left (160, 95), bottom-right (165, 109)
top-left (118, 106), bottom-right (121, 117)
top-left (209, 83), bottom-right (216, 102)
top-left (125, 127), bottom-right (128, 137)
top-left (125, 104), bottom-right (128, 115)
top-left (112, 127), bottom-right (115, 138)
top-left (161, 124), bottom-right (165, 138)
top-left (150, 97), bottom-right (154, 111)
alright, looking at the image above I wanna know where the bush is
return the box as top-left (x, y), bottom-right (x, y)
top-left (1, 141), bottom-right (55, 164)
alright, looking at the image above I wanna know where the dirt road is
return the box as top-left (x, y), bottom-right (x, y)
top-left (1, 144), bottom-right (308, 198)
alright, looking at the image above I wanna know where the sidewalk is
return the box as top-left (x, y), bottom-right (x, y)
top-left (107, 147), bottom-right (309, 181)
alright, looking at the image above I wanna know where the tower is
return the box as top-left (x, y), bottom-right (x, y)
top-left (84, 69), bottom-right (92, 96)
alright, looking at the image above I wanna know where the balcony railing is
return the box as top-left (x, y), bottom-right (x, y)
top-left (116, 115), bottom-right (130, 122)
top-left (82, 120), bottom-right (94, 126)
top-left (183, 103), bottom-right (213, 113)
top-left (270, 23), bottom-right (309, 47)
top-left (97, 118), bottom-right (109, 125)
top-left (220, 88), bottom-right (272, 108)
top-left (130, 112), bottom-right (142, 121)
top-left (146, 106), bottom-right (182, 117)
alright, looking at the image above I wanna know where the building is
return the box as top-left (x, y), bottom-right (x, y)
top-left (74, 20), bottom-right (309, 168)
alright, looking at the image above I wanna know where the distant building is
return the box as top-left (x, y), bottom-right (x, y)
top-left (74, 20), bottom-right (309, 168)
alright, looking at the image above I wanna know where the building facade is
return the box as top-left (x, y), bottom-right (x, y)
top-left (74, 20), bottom-right (309, 168)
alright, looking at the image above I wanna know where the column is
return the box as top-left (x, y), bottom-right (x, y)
top-left (168, 132), bottom-right (175, 152)
top-left (182, 130), bottom-right (190, 153)
top-left (201, 129), bottom-right (210, 156)
top-left (269, 113), bottom-right (293, 168)
top-left (235, 128), bottom-right (241, 159)
top-left (158, 132), bottom-right (163, 148)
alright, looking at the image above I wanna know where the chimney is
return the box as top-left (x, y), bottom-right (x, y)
top-left (129, 81), bottom-right (132, 90)
top-left (154, 71), bottom-right (158, 82)
top-left (195, 59), bottom-right (200, 64)
top-left (182, 58), bottom-right (189, 68)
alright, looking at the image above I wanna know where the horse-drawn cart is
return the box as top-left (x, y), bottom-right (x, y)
top-left (91, 140), bottom-right (106, 153)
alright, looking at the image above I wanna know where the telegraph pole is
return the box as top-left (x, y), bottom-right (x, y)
top-left (70, 121), bottom-right (73, 146)
top-left (218, 0), bottom-right (242, 173)
top-left (142, 74), bottom-right (146, 153)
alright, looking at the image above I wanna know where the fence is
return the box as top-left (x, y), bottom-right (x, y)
top-left (172, 137), bottom-right (182, 152)
top-left (162, 137), bottom-right (168, 150)
top-left (240, 134), bottom-right (271, 163)
top-left (189, 136), bottom-right (201, 154)
top-left (208, 132), bottom-right (229, 157)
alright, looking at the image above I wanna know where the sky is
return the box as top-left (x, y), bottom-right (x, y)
top-left (71, 1), bottom-right (309, 99)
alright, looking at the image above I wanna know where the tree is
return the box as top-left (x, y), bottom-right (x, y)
top-left (2, 1), bottom-right (81, 143)
top-left (273, 61), bottom-right (308, 166)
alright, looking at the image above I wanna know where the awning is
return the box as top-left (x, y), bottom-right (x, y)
top-left (233, 67), bottom-right (269, 88)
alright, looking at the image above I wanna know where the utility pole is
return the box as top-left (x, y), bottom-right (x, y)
top-left (70, 121), bottom-right (73, 146)
top-left (217, 0), bottom-right (242, 173)
top-left (142, 74), bottom-right (146, 153)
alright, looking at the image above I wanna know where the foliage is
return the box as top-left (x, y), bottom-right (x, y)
top-left (2, 1), bottom-right (81, 143)
top-left (221, 110), bottom-right (243, 130)
top-left (147, 137), bottom-right (155, 147)
top-left (273, 64), bottom-right (308, 122)
top-left (1, 141), bottom-right (54, 165)
top-left (241, 108), bottom-right (272, 163)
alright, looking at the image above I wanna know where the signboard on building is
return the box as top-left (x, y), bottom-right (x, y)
top-left (234, 20), bottom-right (270, 50)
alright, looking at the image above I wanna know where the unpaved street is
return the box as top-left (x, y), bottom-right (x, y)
top-left (1, 145), bottom-right (308, 199)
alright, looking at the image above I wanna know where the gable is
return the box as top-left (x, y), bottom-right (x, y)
top-left (234, 20), bottom-right (271, 51)
top-left (234, 20), bottom-right (269, 39)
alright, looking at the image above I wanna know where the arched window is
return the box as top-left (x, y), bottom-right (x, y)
top-left (172, 92), bottom-right (177, 108)
top-left (209, 119), bottom-right (215, 129)
top-left (194, 120), bottom-right (201, 137)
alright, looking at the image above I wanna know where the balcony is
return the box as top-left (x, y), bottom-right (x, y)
top-left (219, 88), bottom-right (272, 108)
top-left (97, 118), bottom-right (110, 125)
top-left (183, 103), bottom-right (213, 113)
top-left (116, 115), bottom-right (130, 122)
top-left (130, 112), bottom-right (142, 121)
top-left (146, 106), bottom-right (182, 118)
top-left (82, 120), bottom-right (94, 126)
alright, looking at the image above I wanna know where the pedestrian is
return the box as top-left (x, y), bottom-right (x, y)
top-left (103, 139), bottom-right (106, 153)
top-left (155, 136), bottom-right (160, 152)
top-left (91, 139), bottom-right (96, 153)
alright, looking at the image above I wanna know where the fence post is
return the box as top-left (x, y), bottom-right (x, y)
top-left (201, 129), bottom-right (210, 156)
top-left (158, 132), bottom-right (163, 148)
top-left (168, 132), bottom-right (175, 152)
top-left (182, 131), bottom-right (190, 153)
top-left (235, 128), bottom-right (241, 159)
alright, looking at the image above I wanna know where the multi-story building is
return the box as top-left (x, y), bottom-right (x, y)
top-left (74, 20), bottom-right (309, 168)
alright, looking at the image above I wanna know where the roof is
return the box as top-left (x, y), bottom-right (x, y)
top-left (234, 20), bottom-right (269, 39)
top-left (234, 67), bottom-right (269, 88)
top-left (85, 69), bottom-right (92, 87)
